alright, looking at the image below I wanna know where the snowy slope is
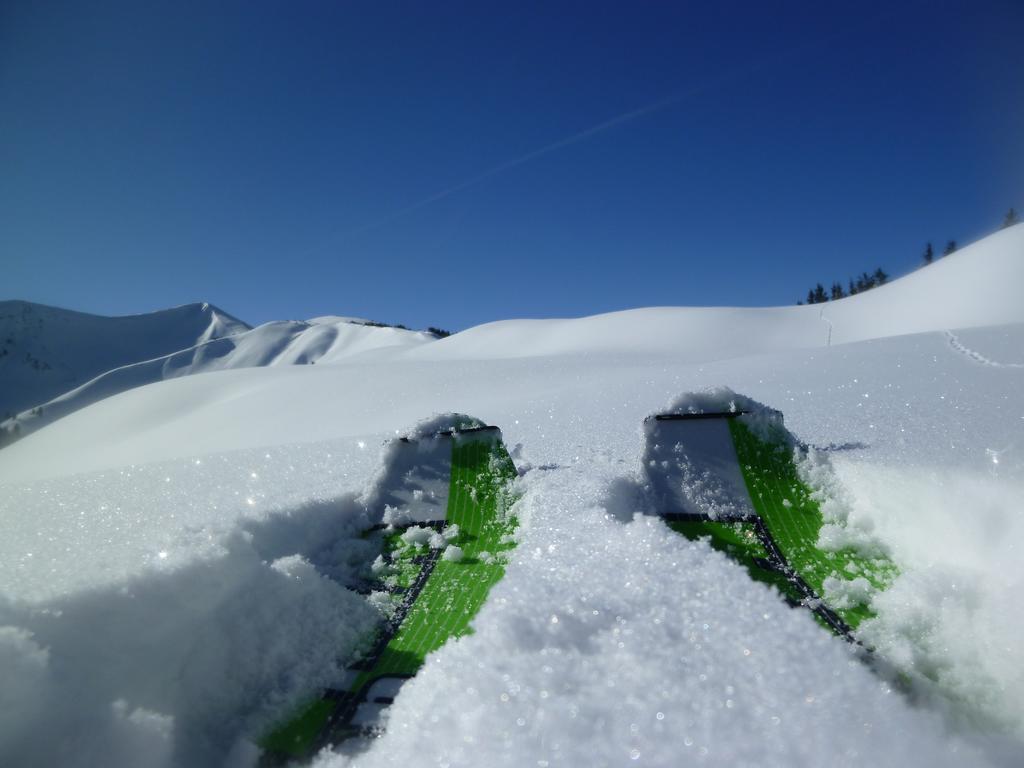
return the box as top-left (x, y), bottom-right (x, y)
top-left (4, 225), bottom-right (1020, 477)
top-left (1, 314), bottom-right (436, 442)
top-left (0, 300), bottom-right (249, 420)
top-left (0, 226), bottom-right (1023, 768)
top-left (411, 224), bottom-right (1024, 362)
top-left (4, 225), bottom-right (1018, 443)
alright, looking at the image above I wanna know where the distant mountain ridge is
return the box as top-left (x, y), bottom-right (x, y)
top-left (0, 301), bottom-right (249, 419)
top-left (0, 303), bottom-right (437, 445)
top-left (3, 224), bottom-right (1021, 449)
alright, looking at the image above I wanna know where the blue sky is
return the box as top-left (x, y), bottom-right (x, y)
top-left (2, 0), bottom-right (1022, 331)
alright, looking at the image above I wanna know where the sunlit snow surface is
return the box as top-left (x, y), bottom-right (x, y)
top-left (1, 229), bottom-right (1023, 767)
top-left (1, 439), bottom-right (380, 601)
top-left (320, 467), bottom-right (988, 768)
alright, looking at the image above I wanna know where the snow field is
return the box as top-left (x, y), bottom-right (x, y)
top-left (0, 437), bottom-right (385, 601)
top-left (0, 227), bottom-right (1022, 766)
top-left (2, 324), bottom-right (1023, 765)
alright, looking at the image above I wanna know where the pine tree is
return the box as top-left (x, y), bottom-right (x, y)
top-left (1005, 208), bottom-right (1020, 228)
top-left (807, 288), bottom-right (816, 305)
top-left (830, 282), bottom-right (846, 300)
top-left (813, 283), bottom-right (828, 304)
top-left (923, 242), bottom-right (934, 265)
top-left (848, 278), bottom-right (858, 296)
top-left (873, 268), bottom-right (888, 285)
top-left (944, 240), bottom-right (957, 256)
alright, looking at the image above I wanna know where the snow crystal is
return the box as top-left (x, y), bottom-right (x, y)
top-left (441, 545), bottom-right (464, 562)
top-left (822, 574), bottom-right (875, 610)
top-left (400, 526), bottom-right (435, 547)
top-left (366, 590), bottom-right (396, 619)
top-left (382, 504), bottom-right (412, 527)
top-left (795, 446), bottom-right (890, 559)
top-left (270, 554), bottom-right (320, 580)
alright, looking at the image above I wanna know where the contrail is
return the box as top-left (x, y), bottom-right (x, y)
top-left (339, 91), bottom-right (686, 238)
top-left (332, 5), bottom-right (899, 241)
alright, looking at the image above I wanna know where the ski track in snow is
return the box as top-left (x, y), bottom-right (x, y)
top-left (819, 308), bottom-right (834, 347)
top-left (945, 330), bottom-right (1024, 369)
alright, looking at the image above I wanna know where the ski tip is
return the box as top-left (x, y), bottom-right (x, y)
top-left (436, 424), bottom-right (501, 437)
top-left (396, 424), bottom-right (501, 443)
top-left (646, 410), bottom-right (749, 422)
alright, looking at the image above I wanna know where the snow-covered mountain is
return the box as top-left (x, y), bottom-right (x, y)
top-left (0, 308), bottom-right (437, 443)
top-left (6, 225), bottom-right (1020, 448)
top-left (0, 300), bottom-right (249, 419)
top-left (0, 225), bottom-right (1022, 768)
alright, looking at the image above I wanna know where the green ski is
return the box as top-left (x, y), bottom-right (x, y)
top-left (644, 410), bottom-right (896, 640)
top-left (261, 425), bottom-right (519, 763)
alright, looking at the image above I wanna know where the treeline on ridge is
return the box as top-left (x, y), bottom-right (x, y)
top-left (799, 207), bottom-right (1019, 305)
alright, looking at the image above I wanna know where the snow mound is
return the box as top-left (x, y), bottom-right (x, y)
top-left (0, 504), bottom-right (380, 767)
